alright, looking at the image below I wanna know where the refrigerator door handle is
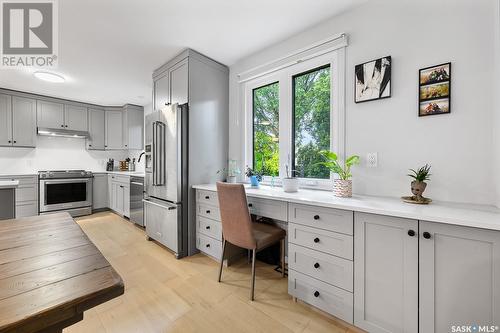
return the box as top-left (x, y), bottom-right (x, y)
top-left (152, 122), bottom-right (157, 186)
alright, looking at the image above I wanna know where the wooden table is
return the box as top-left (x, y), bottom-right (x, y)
top-left (0, 212), bottom-right (124, 333)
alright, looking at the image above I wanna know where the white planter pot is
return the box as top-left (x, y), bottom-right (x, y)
top-left (227, 176), bottom-right (237, 183)
top-left (282, 177), bottom-right (299, 193)
top-left (333, 179), bottom-right (352, 197)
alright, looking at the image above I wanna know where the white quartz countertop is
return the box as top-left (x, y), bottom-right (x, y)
top-left (0, 180), bottom-right (19, 189)
top-left (193, 184), bottom-right (500, 231)
top-left (95, 171), bottom-right (145, 177)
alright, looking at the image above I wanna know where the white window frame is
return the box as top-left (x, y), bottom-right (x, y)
top-left (244, 49), bottom-right (346, 190)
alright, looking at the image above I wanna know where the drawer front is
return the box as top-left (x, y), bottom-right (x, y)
top-left (289, 223), bottom-right (353, 260)
top-left (197, 190), bottom-right (219, 207)
top-left (289, 243), bottom-right (353, 292)
top-left (289, 203), bottom-right (353, 235)
top-left (197, 233), bottom-right (222, 260)
top-left (197, 215), bottom-right (222, 241)
top-left (109, 174), bottom-right (129, 184)
top-left (289, 269), bottom-right (353, 324)
top-left (16, 201), bottom-right (38, 218)
top-left (16, 185), bottom-right (37, 202)
top-left (197, 203), bottom-right (221, 221)
top-left (0, 176), bottom-right (37, 186)
top-left (247, 197), bottom-right (287, 221)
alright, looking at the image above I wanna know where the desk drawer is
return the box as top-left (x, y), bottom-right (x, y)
top-left (289, 269), bottom-right (353, 324)
top-left (289, 243), bottom-right (353, 292)
top-left (289, 203), bottom-right (353, 235)
top-left (289, 223), bottom-right (353, 260)
top-left (16, 185), bottom-right (37, 202)
top-left (0, 175), bottom-right (37, 185)
top-left (197, 190), bottom-right (219, 207)
top-left (197, 233), bottom-right (222, 260)
top-left (247, 197), bottom-right (287, 221)
top-left (197, 216), bottom-right (222, 241)
top-left (15, 201), bottom-right (38, 217)
top-left (197, 204), bottom-right (221, 221)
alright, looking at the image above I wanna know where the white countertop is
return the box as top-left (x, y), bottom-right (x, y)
top-left (0, 180), bottom-right (19, 189)
top-left (95, 171), bottom-right (145, 177)
top-left (193, 183), bottom-right (500, 231)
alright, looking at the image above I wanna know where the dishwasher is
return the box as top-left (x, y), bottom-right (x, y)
top-left (130, 176), bottom-right (144, 226)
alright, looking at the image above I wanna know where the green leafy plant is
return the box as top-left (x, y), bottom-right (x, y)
top-left (407, 164), bottom-right (431, 182)
top-left (245, 166), bottom-right (263, 182)
top-left (316, 151), bottom-right (360, 180)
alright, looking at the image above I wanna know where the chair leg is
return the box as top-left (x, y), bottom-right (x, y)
top-left (218, 239), bottom-right (226, 282)
top-left (281, 240), bottom-right (285, 278)
top-left (250, 248), bottom-right (256, 301)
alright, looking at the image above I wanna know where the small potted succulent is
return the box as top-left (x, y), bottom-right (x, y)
top-left (282, 164), bottom-right (298, 193)
top-left (245, 166), bottom-right (263, 187)
top-left (217, 160), bottom-right (241, 183)
top-left (406, 164), bottom-right (431, 203)
top-left (317, 151), bottom-right (360, 197)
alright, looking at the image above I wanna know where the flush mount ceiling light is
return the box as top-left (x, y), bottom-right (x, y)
top-left (33, 71), bottom-right (66, 83)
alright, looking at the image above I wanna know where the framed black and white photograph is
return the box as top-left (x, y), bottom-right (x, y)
top-left (355, 56), bottom-right (391, 103)
top-left (418, 62), bottom-right (451, 117)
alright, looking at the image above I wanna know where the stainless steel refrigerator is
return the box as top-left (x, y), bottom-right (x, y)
top-left (143, 103), bottom-right (188, 258)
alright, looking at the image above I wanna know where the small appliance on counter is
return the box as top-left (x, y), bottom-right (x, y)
top-left (129, 158), bottom-right (136, 172)
top-left (106, 159), bottom-right (114, 171)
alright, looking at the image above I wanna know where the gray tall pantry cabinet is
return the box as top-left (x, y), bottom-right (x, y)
top-left (151, 49), bottom-right (229, 256)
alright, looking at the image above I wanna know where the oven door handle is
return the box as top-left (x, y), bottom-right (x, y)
top-left (40, 178), bottom-right (92, 185)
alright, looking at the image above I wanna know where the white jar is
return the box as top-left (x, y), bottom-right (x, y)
top-left (282, 177), bottom-right (299, 193)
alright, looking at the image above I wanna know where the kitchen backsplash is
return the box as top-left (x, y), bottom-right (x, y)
top-left (0, 136), bottom-right (144, 175)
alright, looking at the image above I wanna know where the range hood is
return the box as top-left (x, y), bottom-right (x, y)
top-left (37, 127), bottom-right (90, 139)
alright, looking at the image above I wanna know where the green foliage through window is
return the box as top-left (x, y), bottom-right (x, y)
top-left (253, 82), bottom-right (279, 176)
top-left (293, 65), bottom-right (331, 179)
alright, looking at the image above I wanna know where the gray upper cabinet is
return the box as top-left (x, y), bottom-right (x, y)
top-left (37, 100), bottom-right (64, 128)
top-left (170, 60), bottom-right (188, 105)
top-left (105, 108), bottom-right (124, 150)
top-left (354, 213), bottom-right (418, 333)
top-left (12, 96), bottom-right (37, 147)
top-left (87, 108), bottom-right (105, 150)
top-left (419, 222), bottom-right (500, 333)
top-left (0, 94), bottom-right (12, 146)
top-left (64, 105), bottom-right (88, 131)
top-left (122, 104), bottom-right (144, 150)
top-left (154, 73), bottom-right (170, 111)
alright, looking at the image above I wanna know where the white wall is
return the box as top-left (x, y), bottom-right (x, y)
top-left (229, 0), bottom-right (496, 205)
top-left (494, 1), bottom-right (500, 208)
top-left (0, 137), bottom-right (129, 174)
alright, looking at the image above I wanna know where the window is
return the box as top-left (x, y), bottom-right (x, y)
top-left (293, 65), bottom-right (331, 179)
top-left (253, 82), bottom-right (279, 176)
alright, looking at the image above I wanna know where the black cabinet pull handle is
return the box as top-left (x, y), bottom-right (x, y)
top-left (248, 203), bottom-right (253, 207)
top-left (206, 226), bottom-right (210, 230)
top-left (313, 215), bottom-right (320, 220)
top-left (408, 230), bottom-right (416, 237)
top-left (423, 232), bottom-right (431, 239)
top-left (314, 262), bottom-right (320, 269)
top-left (314, 291), bottom-right (320, 297)
top-left (61, 125), bottom-right (64, 127)
top-left (206, 210), bottom-right (210, 214)
top-left (205, 196), bottom-right (210, 199)
top-left (65, 125), bottom-right (68, 128)
top-left (13, 141), bottom-right (16, 143)
top-left (313, 237), bottom-right (320, 243)
top-left (8, 140), bottom-right (11, 143)
top-left (206, 244), bottom-right (210, 248)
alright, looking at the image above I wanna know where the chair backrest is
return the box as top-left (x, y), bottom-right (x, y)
top-left (216, 182), bottom-right (256, 250)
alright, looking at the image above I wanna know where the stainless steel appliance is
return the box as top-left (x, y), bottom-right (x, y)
top-left (39, 170), bottom-right (93, 217)
top-left (130, 176), bottom-right (144, 226)
top-left (144, 103), bottom-right (187, 258)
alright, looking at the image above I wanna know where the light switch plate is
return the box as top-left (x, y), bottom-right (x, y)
top-left (367, 153), bottom-right (378, 168)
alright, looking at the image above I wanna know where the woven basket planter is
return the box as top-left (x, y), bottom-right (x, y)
top-left (333, 179), bottom-right (352, 197)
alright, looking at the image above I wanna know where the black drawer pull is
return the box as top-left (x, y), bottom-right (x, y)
top-left (314, 262), bottom-right (320, 269)
top-left (313, 237), bottom-right (320, 243)
top-left (206, 226), bottom-right (210, 230)
top-left (314, 291), bottom-right (320, 297)
top-left (248, 203), bottom-right (253, 207)
top-left (206, 210), bottom-right (210, 214)
top-left (423, 232), bottom-right (431, 239)
top-left (205, 196), bottom-right (210, 199)
top-left (408, 230), bottom-right (416, 237)
top-left (313, 215), bottom-right (320, 220)
top-left (206, 244), bottom-right (210, 248)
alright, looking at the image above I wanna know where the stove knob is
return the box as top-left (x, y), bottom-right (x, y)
top-left (48, 172), bottom-right (53, 178)
top-left (81, 172), bottom-right (85, 176)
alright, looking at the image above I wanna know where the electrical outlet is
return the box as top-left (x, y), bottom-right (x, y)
top-left (367, 153), bottom-right (378, 168)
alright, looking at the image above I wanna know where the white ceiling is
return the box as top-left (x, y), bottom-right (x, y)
top-left (0, 0), bottom-right (364, 106)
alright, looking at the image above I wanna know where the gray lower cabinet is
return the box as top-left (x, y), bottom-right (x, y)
top-left (92, 174), bottom-right (108, 209)
top-left (87, 108), bottom-right (105, 150)
top-left (419, 221), bottom-right (500, 333)
top-left (108, 174), bottom-right (130, 217)
top-left (354, 213), bottom-right (418, 333)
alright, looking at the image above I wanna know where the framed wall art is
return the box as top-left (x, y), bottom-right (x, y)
top-left (355, 56), bottom-right (391, 103)
top-left (418, 62), bottom-right (451, 116)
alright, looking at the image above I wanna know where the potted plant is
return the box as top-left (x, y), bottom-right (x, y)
top-left (407, 164), bottom-right (431, 203)
top-left (282, 164), bottom-right (298, 193)
top-left (217, 161), bottom-right (241, 184)
top-left (317, 151), bottom-right (360, 197)
top-left (245, 167), bottom-right (263, 187)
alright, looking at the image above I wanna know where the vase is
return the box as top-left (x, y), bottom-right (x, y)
top-left (227, 175), bottom-right (237, 183)
top-left (333, 179), bottom-right (352, 197)
top-left (282, 177), bottom-right (298, 193)
top-left (411, 181), bottom-right (427, 202)
top-left (250, 176), bottom-right (259, 187)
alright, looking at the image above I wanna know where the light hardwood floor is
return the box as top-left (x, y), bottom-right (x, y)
top-left (65, 211), bottom-right (361, 333)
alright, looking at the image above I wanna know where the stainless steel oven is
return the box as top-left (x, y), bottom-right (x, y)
top-left (39, 170), bottom-right (93, 217)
